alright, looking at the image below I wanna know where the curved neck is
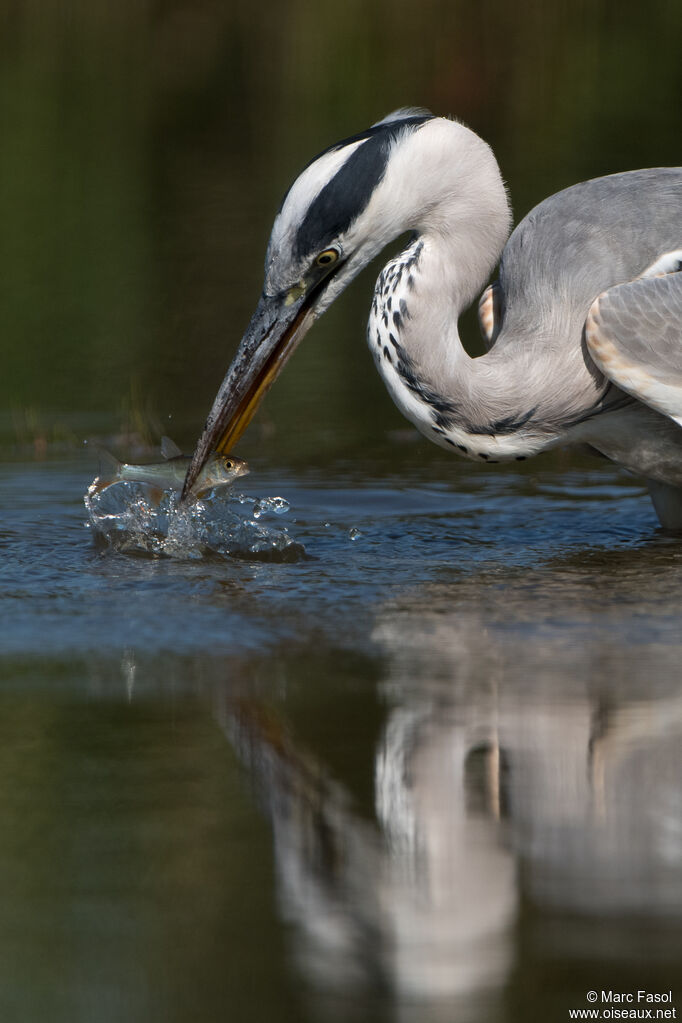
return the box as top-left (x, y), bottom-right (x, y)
top-left (363, 119), bottom-right (577, 461)
top-left (369, 229), bottom-right (556, 463)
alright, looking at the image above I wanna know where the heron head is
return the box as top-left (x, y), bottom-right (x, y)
top-left (181, 109), bottom-right (435, 498)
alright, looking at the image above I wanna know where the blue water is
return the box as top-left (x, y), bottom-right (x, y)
top-left (0, 455), bottom-right (660, 660)
top-left (1, 451), bottom-right (681, 1023)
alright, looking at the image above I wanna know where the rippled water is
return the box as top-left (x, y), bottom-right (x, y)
top-left (1, 446), bottom-right (681, 1022)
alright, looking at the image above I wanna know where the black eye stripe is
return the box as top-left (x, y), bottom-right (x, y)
top-left (292, 116), bottom-right (432, 261)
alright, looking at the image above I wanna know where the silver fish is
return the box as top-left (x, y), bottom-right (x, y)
top-left (90, 436), bottom-right (249, 498)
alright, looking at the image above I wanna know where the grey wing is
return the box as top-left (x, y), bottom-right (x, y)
top-left (585, 270), bottom-right (682, 426)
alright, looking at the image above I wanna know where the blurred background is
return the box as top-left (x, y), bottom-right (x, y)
top-left (1, 0), bottom-right (680, 462)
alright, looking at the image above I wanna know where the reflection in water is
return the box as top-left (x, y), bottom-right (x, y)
top-left (214, 546), bottom-right (682, 1018)
top-left (375, 704), bottom-right (515, 1002)
top-left (373, 548), bottom-right (682, 935)
top-left (217, 692), bottom-right (515, 1020)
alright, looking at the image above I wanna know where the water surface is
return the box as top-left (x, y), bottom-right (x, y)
top-left (1, 445), bottom-right (681, 1022)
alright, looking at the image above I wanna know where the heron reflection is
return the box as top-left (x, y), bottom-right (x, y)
top-left (216, 689), bottom-right (516, 1012)
top-left (212, 549), bottom-right (682, 1014)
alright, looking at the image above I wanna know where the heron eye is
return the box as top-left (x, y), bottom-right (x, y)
top-left (315, 248), bottom-right (339, 267)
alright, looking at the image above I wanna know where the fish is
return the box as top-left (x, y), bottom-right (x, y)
top-left (90, 436), bottom-right (249, 499)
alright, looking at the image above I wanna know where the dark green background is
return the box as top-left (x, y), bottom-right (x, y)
top-left (2, 0), bottom-right (680, 459)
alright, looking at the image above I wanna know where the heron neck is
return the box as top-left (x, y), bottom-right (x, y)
top-left (369, 232), bottom-right (556, 462)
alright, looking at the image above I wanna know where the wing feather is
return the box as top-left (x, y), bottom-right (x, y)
top-left (477, 282), bottom-right (502, 349)
top-left (585, 270), bottom-right (682, 426)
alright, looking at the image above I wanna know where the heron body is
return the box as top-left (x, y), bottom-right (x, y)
top-left (183, 110), bottom-right (682, 526)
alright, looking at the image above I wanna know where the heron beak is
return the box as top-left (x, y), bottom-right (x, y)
top-left (181, 286), bottom-right (317, 500)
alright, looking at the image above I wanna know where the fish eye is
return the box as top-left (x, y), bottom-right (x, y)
top-left (315, 248), bottom-right (339, 268)
top-left (224, 458), bottom-right (234, 469)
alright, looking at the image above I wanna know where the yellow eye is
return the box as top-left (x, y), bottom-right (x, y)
top-left (316, 248), bottom-right (339, 267)
top-left (224, 459), bottom-right (234, 469)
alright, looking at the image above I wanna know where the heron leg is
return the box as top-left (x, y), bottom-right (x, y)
top-left (646, 479), bottom-right (682, 530)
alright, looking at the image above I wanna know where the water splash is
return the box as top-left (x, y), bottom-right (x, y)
top-left (252, 496), bottom-right (290, 519)
top-left (84, 480), bottom-right (305, 562)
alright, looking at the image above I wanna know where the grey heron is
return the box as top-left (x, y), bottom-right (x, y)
top-left (182, 109), bottom-right (682, 527)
